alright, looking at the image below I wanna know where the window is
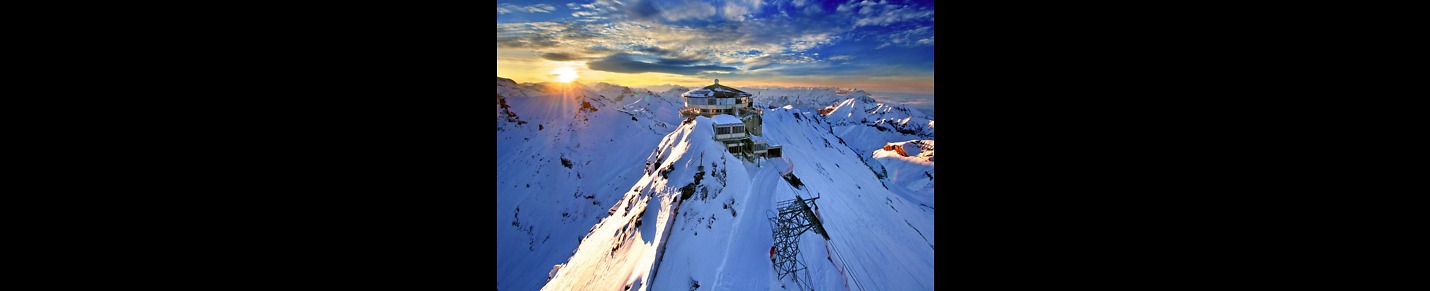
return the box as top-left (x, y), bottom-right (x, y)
top-left (717, 127), bottom-right (731, 135)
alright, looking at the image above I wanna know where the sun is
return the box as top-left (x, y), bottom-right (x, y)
top-left (551, 67), bottom-right (579, 83)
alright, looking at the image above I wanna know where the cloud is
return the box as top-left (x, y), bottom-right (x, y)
top-left (615, 0), bottom-right (729, 22)
top-left (605, 0), bottom-right (769, 23)
top-left (588, 53), bottom-right (737, 75)
top-left (624, 0), bottom-right (663, 20)
top-left (498, 16), bottom-right (846, 63)
top-left (721, 0), bottom-right (763, 21)
top-left (803, 3), bottom-right (823, 15)
top-left (541, 52), bottom-right (585, 61)
top-left (497, 3), bottom-right (556, 14)
top-left (853, 4), bottom-right (933, 27)
top-left (497, 4), bottom-right (862, 72)
top-left (875, 26), bottom-right (934, 49)
top-left (655, 56), bottom-right (703, 66)
top-left (496, 22), bottom-right (604, 48)
top-left (497, 24), bottom-right (561, 48)
top-left (498, 0), bottom-right (934, 91)
top-left (783, 32), bottom-right (837, 52)
top-left (631, 44), bottom-right (674, 55)
top-left (566, 1), bottom-right (620, 18)
top-left (744, 53), bottom-right (818, 70)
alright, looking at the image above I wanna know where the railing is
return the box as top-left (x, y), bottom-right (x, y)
top-left (678, 107), bottom-right (701, 117)
top-left (678, 106), bottom-right (758, 117)
top-left (682, 103), bottom-right (746, 110)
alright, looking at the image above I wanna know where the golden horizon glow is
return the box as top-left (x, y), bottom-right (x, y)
top-left (495, 56), bottom-right (932, 95)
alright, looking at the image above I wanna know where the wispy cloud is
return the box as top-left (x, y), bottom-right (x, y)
top-left (497, 18), bottom-right (844, 65)
top-left (720, 0), bottom-right (763, 21)
top-left (875, 26), bottom-right (934, 49)
top-left (497, 3), bottom-right (556, 14)
top-left (835, 0), bottom-right (934, 27)
top-left (577, 0), bottom-right (771, 23)
top-left (802, 3), bottom-right (823, 15)
top-left (566, 2), bottom-right (596, 10)
top-left (744, 53), bottom-right (818, 70)
top-left (496, 21), bottom-right (605, 49)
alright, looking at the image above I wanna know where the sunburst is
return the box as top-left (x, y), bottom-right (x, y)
top-left (552, 67), bottom-right (578, 83)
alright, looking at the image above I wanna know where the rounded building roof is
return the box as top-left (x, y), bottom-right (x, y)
top-left (683, 80), bottom-right (751, 98)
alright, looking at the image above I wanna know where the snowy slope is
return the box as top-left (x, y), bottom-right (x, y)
top-left (755, 90), bottom-right (936, 207)
top-left (756, 108), bottom-right (936, 290)
top-left (497, 77), bottom-right (682, 291)
top-left (542, 108), bottom-right (935, 290)
top-left (872, 140), bottom-right (935, 208)
top-left (543, 116), bottom-right (748, 290)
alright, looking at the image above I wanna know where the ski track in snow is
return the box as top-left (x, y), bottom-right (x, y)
top-left (708, 164), bottom-right (777, 290)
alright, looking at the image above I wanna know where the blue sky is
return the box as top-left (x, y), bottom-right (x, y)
top-left (497, 0), bottom-right (935, 107)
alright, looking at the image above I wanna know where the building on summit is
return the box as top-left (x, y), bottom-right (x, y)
top-left (680, 79), bottom-right (780, 159)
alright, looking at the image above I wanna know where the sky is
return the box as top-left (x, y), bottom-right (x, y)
top-left (496, 0), bottom-right (936, 102)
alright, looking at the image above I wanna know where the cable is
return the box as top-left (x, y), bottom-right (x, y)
top-left (828, 241), bottom-right (867, 291)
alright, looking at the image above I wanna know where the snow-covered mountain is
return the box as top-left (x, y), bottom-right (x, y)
top-left (744, 87), bottom-right (875, 113)
top-left (499, 77), bottom-right (935, 291)
top-left (544, 109), bottom-right (934, 291)
top-left (497, 77), bottom-right (682, 291)
top-left (744, 87), bottom-right (935, 200)
top-left (823, 95), bottom-right (935, 138)
top-left (873, 140), bottom-right (935, 204)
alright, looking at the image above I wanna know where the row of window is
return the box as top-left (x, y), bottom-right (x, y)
top-left (726, 145), bottom-right (781, 157)
top-left (689, 97), bottom-right (749, 105)
top-left (715, 126), bottom-right (746, 135)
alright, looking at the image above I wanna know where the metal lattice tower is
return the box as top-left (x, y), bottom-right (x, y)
top-left (767, 195), bottom-right (829, 290)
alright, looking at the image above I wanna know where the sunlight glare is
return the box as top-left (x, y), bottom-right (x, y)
top-left (552, 67), bottom-right (579, 83)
